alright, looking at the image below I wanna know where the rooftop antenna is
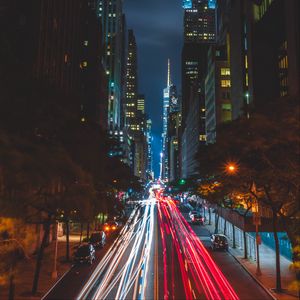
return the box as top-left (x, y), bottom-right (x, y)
top-left (167, 59), bottom-right (171, 86)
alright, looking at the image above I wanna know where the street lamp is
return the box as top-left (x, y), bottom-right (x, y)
top-left (251, 182), bottom-right (262, 276)
top-left (224, 163), bottom-right (262, 275)
top-left (225, 162), bottom-right (238, 174)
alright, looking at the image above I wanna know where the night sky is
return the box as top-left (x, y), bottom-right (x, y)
top-left (123, 0), bottom-right (183, 178)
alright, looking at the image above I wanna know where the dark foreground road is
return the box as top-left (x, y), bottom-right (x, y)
top-left (43, 197), bottom-right (273, 300)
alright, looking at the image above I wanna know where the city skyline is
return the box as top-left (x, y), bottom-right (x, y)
top-left (0, 1), bottom-right (299, 299)
top-left (124, 0), bottom-right (183, 177)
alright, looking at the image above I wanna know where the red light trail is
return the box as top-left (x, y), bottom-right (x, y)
top-left (157, 197), bottom-right (239, 300)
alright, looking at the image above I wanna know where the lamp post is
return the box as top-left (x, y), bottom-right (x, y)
top-left (225, 162), bottom-right (262, 275)
top-left (254, 214), bottom-right (262, 276)
top-left (51, 221), bottom-right (59, 279)
top-left (251, 182), bottom-right (262, 276)
top-left (245, 92), bottom-right (250, 119)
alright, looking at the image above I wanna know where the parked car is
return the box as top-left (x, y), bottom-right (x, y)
top-left (189, 210), bottom-right (198, 219)
top-left (89, 231), bottom-right (106, 248)
top-left (74, 243), bottom-right (96, 265)
top-left (210, 234), bottom-right (229, 251)
top-left (191, 213), bottom-right (205, 225)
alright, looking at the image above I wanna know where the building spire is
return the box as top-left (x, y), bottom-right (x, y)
top-left (167, 58), bottom-right (171, 86)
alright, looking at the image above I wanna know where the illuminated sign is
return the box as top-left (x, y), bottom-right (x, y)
top-left (183, 0), bottom-right (192, 9)
top-left (208, 0), bottom-right (216, 9)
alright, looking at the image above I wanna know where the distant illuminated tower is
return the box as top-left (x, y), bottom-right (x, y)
top-left (162, 59), bottom-right (178, 181)
top-left (125, 30), bottom-right (138, 132)
top-left (162, 59), bottom-right (171, 138)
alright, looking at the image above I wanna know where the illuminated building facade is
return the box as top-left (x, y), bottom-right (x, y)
top-left (137, 94), bottom-right (145, 114)
top-left (184, 0), bottom-right (215, 44)
top-left (125, 30), bottom-right (139, 133)
top-left (168, 110), bottom-right (181, 182)
top-left (123, 29), bottom-right (149, 181)
top-left (182, 0), bottom-right (216, 126)
top-left (181, 83), bottom-right (206, 178)
top-left (180, 0), bottom-right (216, 178)
top-left (205, 45), bottom-right (232, 144)
top-left (252, 0), bottom-right (299, 102)
top-left (183, 0), bottom-right (192, 9)
top-left (215, 0), bottom-right (299, 121)
top-left (162, 60), bottom-right (178, 181)
top-left (98, 0), bottom-right (125, 129)
top-left (146, 119), bottom-right (154, 179)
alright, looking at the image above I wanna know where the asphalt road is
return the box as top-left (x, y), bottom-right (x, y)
top-left (42, 232), bottom-right (118, 300)
top-left (42, 197), bottom-right (273, 300)
top-left (157, 200), bottom-right (241, 300)
top-left (188, 215), bottom-right (273, 300)
top-left (78, 198), bottom-right (156, 300)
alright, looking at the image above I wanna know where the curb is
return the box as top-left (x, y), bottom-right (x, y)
top-left (204, 223), bottom-right (277, 300)
top-left (227, 249), bottom-right (277, 300)
top-left (41, 266), bottom-right (73, 300)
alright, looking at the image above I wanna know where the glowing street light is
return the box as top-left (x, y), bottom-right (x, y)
top-left (224, 162), bottom-right (261, 275)
top-left (225, 162), bottom-right (238, 174)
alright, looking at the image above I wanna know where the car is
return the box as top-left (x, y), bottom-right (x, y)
top-left (191, 213), bottom-right (205, 225)
top-left (103, 221), bottom-right (119, 233)
top-left (210, 234), bottom-right (229, 251)
top-left (89, 231), bottom-right (106, 248)
top-left (74, 244), bottom-right (96, 265)
top-left (189, 210), bottom-right (198, 219)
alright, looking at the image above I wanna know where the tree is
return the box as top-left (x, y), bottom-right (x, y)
top-left (0, 131), bottom-right (96, 294)
top-left (58, 182), bottom-right (96, 261)
top-left (197, 96), bottom-right (300, 293)
top-left (0, 218), bottom-right (33, 300)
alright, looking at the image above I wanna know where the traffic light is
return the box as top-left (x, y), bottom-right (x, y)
top-left (179, 179), bottom-right (186, 185)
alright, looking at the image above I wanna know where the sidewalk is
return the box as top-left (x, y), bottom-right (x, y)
top-left (205, 213), bottom-right (298, 300)
top-left (0, 235), bottom-right (78, 300)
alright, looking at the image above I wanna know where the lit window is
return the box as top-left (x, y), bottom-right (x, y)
top-left (221, 80), bottom-right (231, 87)
top-left (245, 55), bottom-right (248, 69)
top-left (222, 104), bottom-right (231, 110)
top-left (220, 68), bottom-right (230, 76)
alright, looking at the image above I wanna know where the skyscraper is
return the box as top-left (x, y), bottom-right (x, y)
top-left (125, 30), bottom-right (139, 133)
top-left (123, 29), bottom-right (149, 181)
top-left (0, 0), bottom-right (108, 129)
top-left (180, 0), bottom-right (216, 178)
top-left (162, 60), bottom-right (178, 181)
top-left (98, 0), bottom-right (124, 129)
top-left (205, 45), bottom-right (232, 144)
top-left (181, 0), bottom-right (216, 126)
top-left (252, 0), bottom-right (300, 102)
top-left (146, 119), bottom-right (154, 179)
top-left (184, 0), bottom-right (215, 44)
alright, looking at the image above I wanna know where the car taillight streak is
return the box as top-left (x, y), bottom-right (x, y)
top-left (157, 198), bottom-right (239, 300)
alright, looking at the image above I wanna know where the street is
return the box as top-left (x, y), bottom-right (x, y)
top-left (43, 196), bottom-right (273, 300)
